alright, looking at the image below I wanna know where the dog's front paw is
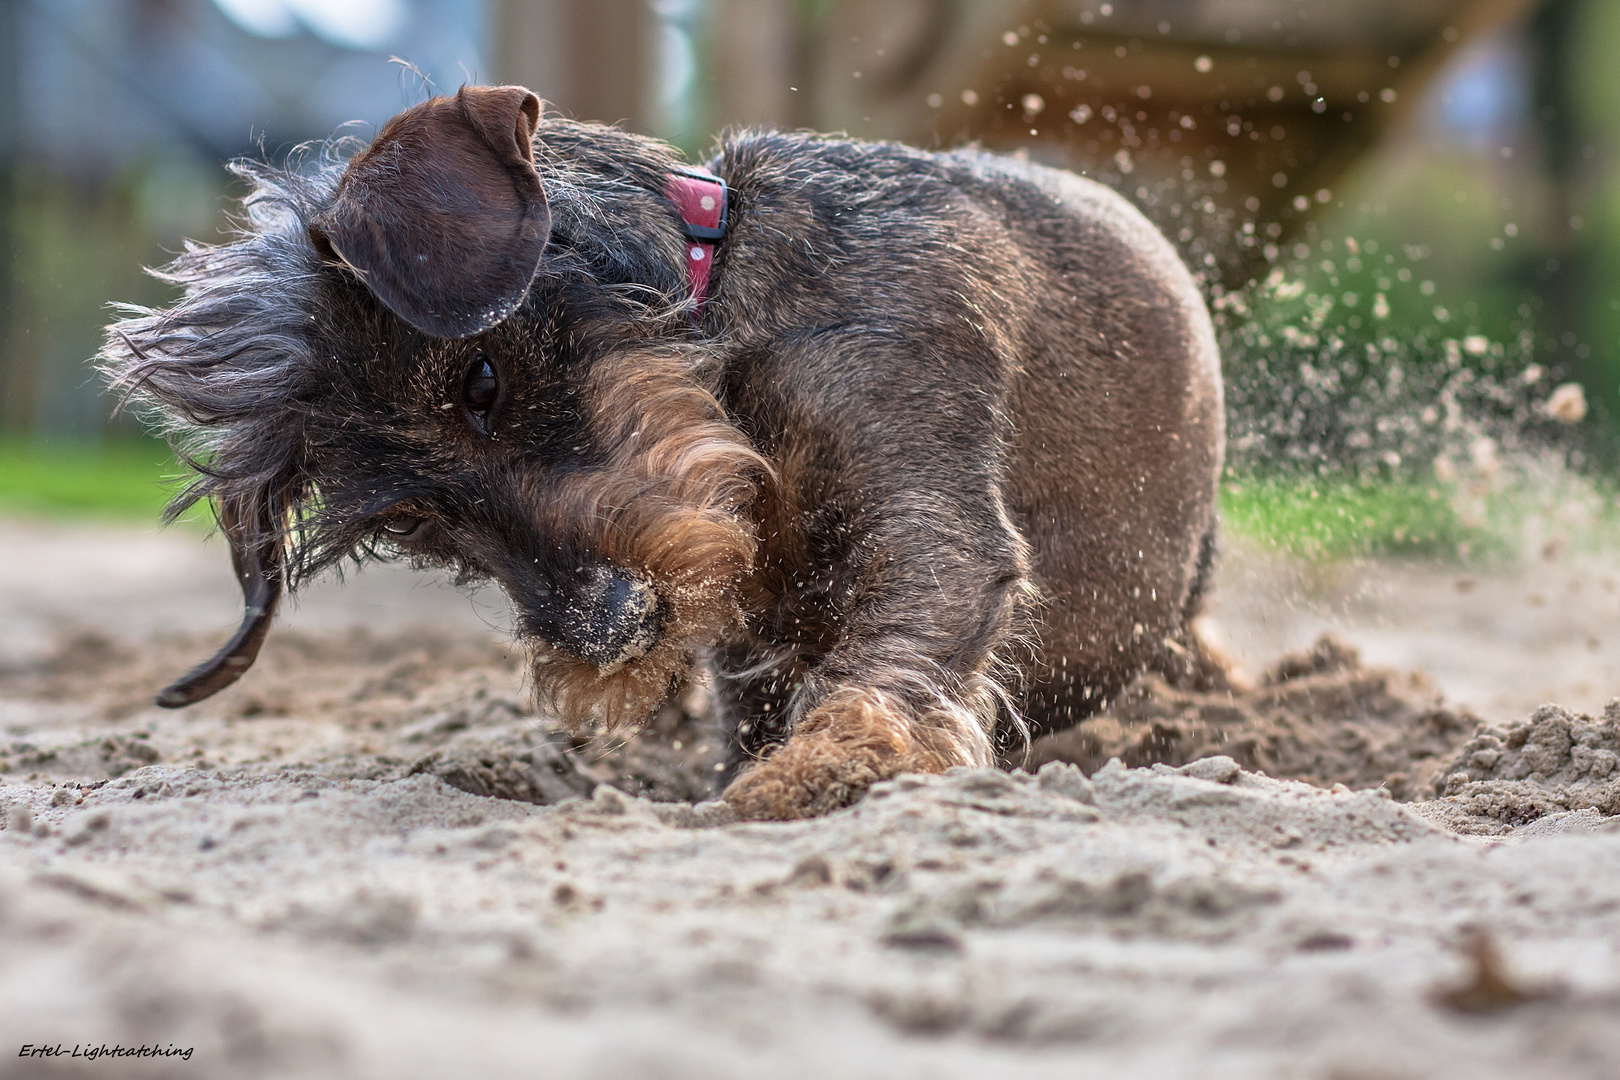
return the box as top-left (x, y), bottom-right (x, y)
top-left (722, 689), bottom-right (962, 820)
top-left (723, 730), bottom-right (897, 821)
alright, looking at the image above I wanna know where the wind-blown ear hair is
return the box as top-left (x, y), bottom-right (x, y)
top-left (99, 152), bottom-right (343, 705)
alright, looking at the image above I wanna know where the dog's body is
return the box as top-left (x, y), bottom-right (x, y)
top-left (103, 87), bottom-right (1223, 819)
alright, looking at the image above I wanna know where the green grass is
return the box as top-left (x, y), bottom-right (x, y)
top-left (1219, 476), bottom-right (1486, 561)
top-left (0, 442), bottom-right (1592, 565)
top-left (0, 440), bottom-right (195, 520)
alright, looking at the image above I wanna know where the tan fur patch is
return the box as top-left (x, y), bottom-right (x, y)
top-left (526, 348), bottom-right (768, 730)
top-left (723, 688), bottom-right (977, 820)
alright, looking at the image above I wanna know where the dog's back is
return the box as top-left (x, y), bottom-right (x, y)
top-left (953, 153), bottom-right (1224, 732)
top-left (708, 133), bottom-right (1223, 744)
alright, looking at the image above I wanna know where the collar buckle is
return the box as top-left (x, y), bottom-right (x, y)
top-left (664, 167), bottom-right (729, 319)
top-left (667, 167), bottom-right (728, 240)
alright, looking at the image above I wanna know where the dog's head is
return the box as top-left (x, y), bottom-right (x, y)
top-left (101, 86), bottom-right (764, 729)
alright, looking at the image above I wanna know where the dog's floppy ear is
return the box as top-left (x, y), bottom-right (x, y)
top-left (309, 85), bottom-right (549, 339)
top-left (155, 496), bottom-right (283, 708)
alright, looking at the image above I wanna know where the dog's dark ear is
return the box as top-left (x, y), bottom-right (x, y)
top-left (310, 85), bottom-right (549, 338)
top-left (155, 496), bottom-right (283, 708)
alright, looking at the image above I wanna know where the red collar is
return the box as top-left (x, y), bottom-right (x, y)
top-left (664, 167), bottom-right (728, 320)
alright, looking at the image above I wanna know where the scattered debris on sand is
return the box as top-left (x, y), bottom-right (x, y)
top-left (1432, 929), bottom-right (1565, 1014)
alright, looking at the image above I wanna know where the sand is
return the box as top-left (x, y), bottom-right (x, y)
top-left (3, 516), bottom-right (1620, 1079)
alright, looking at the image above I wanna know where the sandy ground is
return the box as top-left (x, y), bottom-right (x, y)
top-left (1210, 544), bottom-right (1620, 726)
top-left (3, 515), bottom-right (1620, 1079)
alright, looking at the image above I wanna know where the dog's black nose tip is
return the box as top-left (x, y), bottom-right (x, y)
top-left (571, 570), bottom-right (663, 672)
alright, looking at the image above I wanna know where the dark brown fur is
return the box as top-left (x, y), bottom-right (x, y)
top-left (101, 86), bottom-right (1224, 820)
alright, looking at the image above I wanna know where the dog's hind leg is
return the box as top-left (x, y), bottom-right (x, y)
top-left (1150, 522), bottom-right (1248, 692)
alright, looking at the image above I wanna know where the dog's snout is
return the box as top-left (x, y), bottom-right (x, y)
top-left (523, 566), bottom-right (662, 673)
top-left (577, 569), bottom-right (662, 671)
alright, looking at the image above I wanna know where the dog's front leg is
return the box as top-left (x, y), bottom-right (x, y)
top-left (722, 496), bottom-right (1035, 820)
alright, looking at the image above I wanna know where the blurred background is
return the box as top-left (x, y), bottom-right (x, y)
top-left (0, 0), bottom-right (1616, 545)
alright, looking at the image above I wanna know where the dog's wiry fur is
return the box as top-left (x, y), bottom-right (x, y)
top-left (102, 86), bottom-right (1224, 820)
top-left (523, 347), bottom-right (766, 728)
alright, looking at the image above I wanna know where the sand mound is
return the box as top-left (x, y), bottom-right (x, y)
top-left (12, 623), bottom-right (1617, 843)
top-left (1024, 635), bottom-right (1481, 799)
top-left (1415, 701), bottom-right (1620, 835)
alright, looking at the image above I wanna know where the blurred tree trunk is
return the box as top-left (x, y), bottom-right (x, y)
top-left (491, 0), bottom-right (655, 131)
top-left (707, 0), bottom-right (804, 130)
top-left (1530, 0), bottom-right (1620, 447)
top-left (1528, 0), bottom-right (1588, 392)
top-left (0, 0), bottom-right (23, 436)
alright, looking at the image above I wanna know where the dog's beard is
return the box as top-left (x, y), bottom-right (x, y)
top-left (525, 349), bottom-right (766, 732)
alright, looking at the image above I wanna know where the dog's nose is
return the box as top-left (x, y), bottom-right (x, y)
top-left (569, 568), bottom-right (663, 672)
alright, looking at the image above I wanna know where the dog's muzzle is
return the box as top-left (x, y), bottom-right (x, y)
top-left (528, 566), bottom-right (663, 673)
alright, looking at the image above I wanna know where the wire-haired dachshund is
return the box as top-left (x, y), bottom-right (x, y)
top-left (102, 85), bottom-right (1225, 820)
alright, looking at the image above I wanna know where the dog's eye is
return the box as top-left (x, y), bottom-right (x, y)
top-left (463, 354), bottom-right (499, 423)
top-left (383, 517), bottom-right (425, 540)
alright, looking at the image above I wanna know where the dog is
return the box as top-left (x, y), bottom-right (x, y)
top-left (102, 85), bottom-right (1225, 820)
